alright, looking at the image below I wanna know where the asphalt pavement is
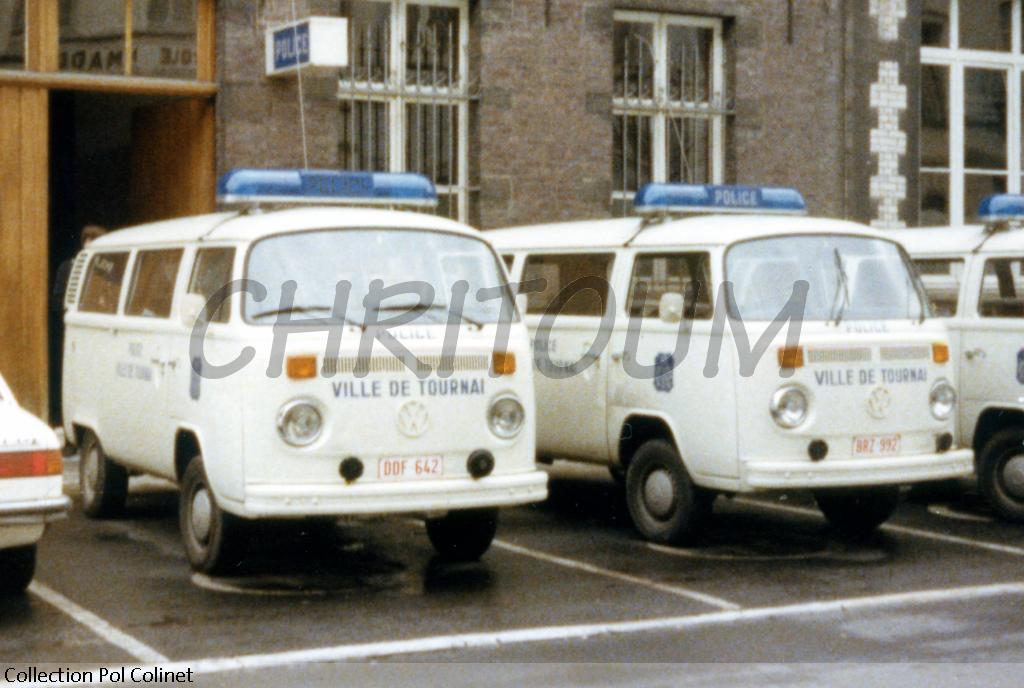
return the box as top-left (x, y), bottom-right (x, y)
top-left (3, 460), bottom-right (1024, 687)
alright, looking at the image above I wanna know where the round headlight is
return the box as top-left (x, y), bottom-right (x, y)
top-left (929, 379), bottom-right (956, 421)
top-left (770, 385), bottom-right (809, 429)
top-left (488, 396), bottom-right (525, 439)
top-left (277, 400), bottom-right (323, 447)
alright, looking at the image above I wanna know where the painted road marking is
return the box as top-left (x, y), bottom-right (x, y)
top-left (735, 498), bottom-right (1024, 558)
top-left (55, 579), bottom-right (1024, 683)
top-left (926, 503), bottom-right (995, 524)
top-left (28, 582), bottom-right (169, 664)
top-left (492, 539), bottom-right (741, 611)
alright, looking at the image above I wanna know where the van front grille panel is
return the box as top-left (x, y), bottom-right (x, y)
top-left (321, 353), bottom-right (490, 376)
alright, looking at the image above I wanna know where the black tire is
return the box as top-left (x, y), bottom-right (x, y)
top-left (426, 508), bottom-right (499, 562)
top-left (625, 440), bottom-right (706, 544)
top-left (179, 457), bottom-right (247, 575)
top-left (79, 431), bottom-right (128, 519)
top-left (814, 486), bottom-right (900, 538)
top-left (0, 545), bottom-right (36, 596)
top-left (978, 429), bottom-right (1024, 522)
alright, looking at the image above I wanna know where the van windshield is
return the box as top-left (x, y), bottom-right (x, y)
top-left (725, 234), bottom-right (928, 322)
top-left (244, 229), bottom-right (513, 326)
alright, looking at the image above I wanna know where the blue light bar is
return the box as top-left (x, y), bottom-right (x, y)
top-left (978, 194), bottom-right (1024, 223)
top-left (633, 183), bottom-right (807, 216)
top-left (216, 169), bottom-right (437, 207)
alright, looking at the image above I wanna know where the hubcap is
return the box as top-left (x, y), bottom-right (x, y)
top-left (643, 469), bottom-right (676, 520)
top-left (1002, 454), bottom-right (1024, 500)
top-left (82, 447), bottom-right (99, 501)
top-left (190, 487), bottom-right (213, 544)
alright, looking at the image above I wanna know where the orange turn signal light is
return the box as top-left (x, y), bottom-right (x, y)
top-left (0, 450), bottom-right (62, 479)
top-left (492, 351), bottom-right (516, 376)
top-left (778, 346), bottom-right (804, 370)
top-left (286, 355), bottom-right (318, 379)
top-left (933, 343), bottom-right (950, 364)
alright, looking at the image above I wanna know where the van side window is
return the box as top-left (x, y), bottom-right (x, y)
top-left (979, 258), bottom-right (1024, 318)
top-left (188, 248), bottom-right (236, 324)
top-left (628, 253), bottom-right (712, 320)
top-left (78, 252), bottom-right (129, 314)
top-left (522, 253), bottom-right (614, 316)
top-left (126, 249), bottom-right (184, 318)
top-left (914, 258), bottom-right (963, 317)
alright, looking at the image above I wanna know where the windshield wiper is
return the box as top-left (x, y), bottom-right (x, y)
top-left (828, 248), bottom-right (851, 326)
top-left (372, 303), bottom-right (484, 329)
top-left (252, 305), bottom-right (364, 328)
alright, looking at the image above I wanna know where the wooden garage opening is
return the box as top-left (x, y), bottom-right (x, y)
top-left (0, 0), bottom-right (216, 420)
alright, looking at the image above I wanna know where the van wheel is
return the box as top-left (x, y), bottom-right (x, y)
top-left (179, 457), bottom-right (246, 575)
top-left (978, 430), bottom-right (1024, 522)
top-left (426, 508), bottom-right (499, 562)
top-left (80, 431), bottom-right (128, 519)
top-left (625, 440), bottom-right (705, 544)
top-left (0, 545), bottom-right (36, 596)
top-left (814, 486), bottom-right (900, 538)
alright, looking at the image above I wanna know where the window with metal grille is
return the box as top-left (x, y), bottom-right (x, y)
top-left (338, 0), bottom-right (469, 222)
top-left (612, 12), bottom-right (725, 216)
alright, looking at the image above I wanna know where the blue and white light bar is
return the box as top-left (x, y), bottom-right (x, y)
top-left (217, 169), bottom-right (438, 208)
top-left (633, 183), bottom-right (807, 216)
top-left (979, 194), bottom-right (1024, 224)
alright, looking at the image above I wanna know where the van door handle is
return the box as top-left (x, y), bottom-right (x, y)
top-left (965, 348), bottom-right (986, 361)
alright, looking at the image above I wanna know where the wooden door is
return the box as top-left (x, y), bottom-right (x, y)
top-left (129, 97), bottom-right (215, 225)
top-left (0, 86), bottom-right (49, 417)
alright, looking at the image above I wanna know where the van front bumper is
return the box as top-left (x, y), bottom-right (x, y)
top-left (741, 449), bottom-right (973, 490)
top-left (241, 470), bottom-right (548, 518)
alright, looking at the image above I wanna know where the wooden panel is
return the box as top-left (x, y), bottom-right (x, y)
top-left (0, 87), bottom-right (49, 417)
top-left (129, 98), bottom-right (216, 224)
top-left (196, 0), bottom-right (216, 82)
top-left (25, 0), bottom-right (59, 72)
top-left (0, 71), bottom-right (218, 96)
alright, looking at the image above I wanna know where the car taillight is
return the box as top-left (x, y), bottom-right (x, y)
top-left (0, 450), bottom-right (62, 479)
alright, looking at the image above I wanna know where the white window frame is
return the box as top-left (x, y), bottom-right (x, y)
top-left (338, 0), bottom-right (470, 222)
top-left (611, 11), bottom-right (725, 206)
top-left (921, 0), bottom-right (1024, 224)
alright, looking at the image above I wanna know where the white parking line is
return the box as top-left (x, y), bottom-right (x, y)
top-left (28, 582), bottom-right (169, 663)
top-left (735, 498), bottom-right (1024, 558)
top-left (66, 579), bottom-right (1024, 682)
top-left (492, 539), bottom-right (741, 611)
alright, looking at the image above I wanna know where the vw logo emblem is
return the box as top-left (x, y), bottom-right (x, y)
top-left (397, 400), bottom-right (430, 438)
top-left (866, 386), bottom-right (892, 420)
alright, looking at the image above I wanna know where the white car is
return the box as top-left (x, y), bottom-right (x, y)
top-left (0, 373), bottom-right (69, 595)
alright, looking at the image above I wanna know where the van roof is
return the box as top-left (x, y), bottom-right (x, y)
top-left (884, 225), bottom-right (1024, 256)
top-left (488, 214), bottom-right (887, 251)
top-left (87, 206), bottom-right (479, 249)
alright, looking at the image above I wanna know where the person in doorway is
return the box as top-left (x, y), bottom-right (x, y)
top-left (53, 224), bottom-right (106, 310)
top-left (50, 224), bottom-right (105, 431)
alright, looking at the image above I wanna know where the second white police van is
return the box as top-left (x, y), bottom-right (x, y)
top-left (493, 184), bottom-right (973, 543)
top-left (891, 194), bottom-right (1024, 522)
top-left (62, 169), bottom-right (547, 573)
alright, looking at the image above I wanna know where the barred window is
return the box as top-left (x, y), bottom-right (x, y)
top-left (612, 12), bottom-right (725, 215)
top-left (339, 0), bottom-right (469, 222)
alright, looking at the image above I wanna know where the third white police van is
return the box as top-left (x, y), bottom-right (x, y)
top-left (492, 183), bottom-right (973, 543)
top-left (890, 194), bottom-right (1024, 522)
top-left (62, 169), bottom-right (547, 573)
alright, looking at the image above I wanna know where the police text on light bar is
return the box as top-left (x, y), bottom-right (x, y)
top-left (978, 194), bottom-right (1024, 224)
top-left (217, 169), bottom-right (438, 208)
top-left (633, 183), bottom-right (807, 216)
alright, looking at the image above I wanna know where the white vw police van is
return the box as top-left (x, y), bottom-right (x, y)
top-left (492, 184), bottom-right (972, 543)
top-left (890, 194), bottom-right (1024, 522)
top-left (62, 169), bottom-right (546, 573)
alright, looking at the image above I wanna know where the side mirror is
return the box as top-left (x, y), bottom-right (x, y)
top-left (516, 292), bottom-right (529, 318)
top-left (658, 292), bottom-right (685, 324)
top-left (179, 293), bottom-right (208, 329)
